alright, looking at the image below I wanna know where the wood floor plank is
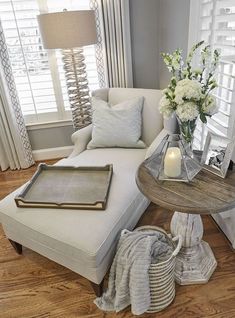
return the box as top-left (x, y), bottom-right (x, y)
top-left (0, 160), bottom-right (235, 317)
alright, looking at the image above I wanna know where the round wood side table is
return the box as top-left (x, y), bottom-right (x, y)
top-left (136, 163), bottom-right (235, 285)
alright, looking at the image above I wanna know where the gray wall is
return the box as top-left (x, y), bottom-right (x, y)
top-left (28, 125), bottom-right (73, 150)
top-left (130, 0), bottom-right (159, 89)
top-left (29, 0), bottom-right (190, 151)
top-left (158, 0), bottom-right (190, 89)
top-left (130, 0), bottom-right (190, 90)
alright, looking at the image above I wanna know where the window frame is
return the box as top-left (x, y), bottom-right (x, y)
top-left (0, 0), bottom-right (99, 127)
top-left (188, 0), bottom-right (235, 148)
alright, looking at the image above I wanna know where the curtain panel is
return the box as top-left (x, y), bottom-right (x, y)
top-left (0, 20), bottom-right (34, 171)
top-left (90, 0), bottom-right (133, 88)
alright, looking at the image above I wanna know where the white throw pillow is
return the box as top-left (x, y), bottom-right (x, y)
top-left (87, 97), bottom-right (146, 149)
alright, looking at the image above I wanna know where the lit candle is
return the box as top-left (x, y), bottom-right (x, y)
top-left (164, 147), bottom-right (182, 178)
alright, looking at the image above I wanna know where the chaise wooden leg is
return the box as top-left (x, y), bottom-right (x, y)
top-left (8, 239), bottom-right (22, 255)
top-left (90, 280), bottom-right (104, 297)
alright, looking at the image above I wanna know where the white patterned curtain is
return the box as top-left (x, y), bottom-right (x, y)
top-left (0, 20), bottom-right (34, 171)
top-left (90, 0), bottom-right (133, 88)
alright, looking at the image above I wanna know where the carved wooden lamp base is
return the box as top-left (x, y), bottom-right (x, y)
top-left (62, 48), bottom-right (92, 131)
top-left (171, 212), bottom-right (217, 285)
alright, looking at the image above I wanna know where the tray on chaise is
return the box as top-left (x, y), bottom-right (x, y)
top-left (15, 163), bottom-right (113, 210)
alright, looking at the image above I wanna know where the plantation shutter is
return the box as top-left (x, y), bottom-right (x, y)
top-left (193, 0), bottom-right (235, 150)
top-left (0, 0), bottom-right (59, 123)
top-left (0, 0), bottom-right (100, 124)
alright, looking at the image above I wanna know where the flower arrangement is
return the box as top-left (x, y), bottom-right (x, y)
top-left (159, 41), bottom-right (220, 143)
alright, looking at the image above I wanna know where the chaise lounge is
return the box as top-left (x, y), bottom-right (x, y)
top-left (0, 87), bottom-right (175, 295)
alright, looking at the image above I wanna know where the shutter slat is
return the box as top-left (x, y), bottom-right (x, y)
top-left (214, 94), bottom-right (233, 104)
top-left (216, 0), bottom-right (235, 8)
top-left (215, 13), bottom-right (235, 22)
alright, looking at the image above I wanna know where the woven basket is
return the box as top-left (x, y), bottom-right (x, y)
top-left (134, 225), bottom-right (182, 313)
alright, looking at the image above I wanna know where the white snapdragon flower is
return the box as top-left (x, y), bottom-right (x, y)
top-left (176, 102), bottom-right (199, 122)
top-left (162, 88), bottom-right (168, 94)
top-left (202, 95), bottom-right (218, 115)
top-left (193, 68), bottom-right (202, 74)
top-left (171, 59), bottom-right (180, 70)
top-left (193, 68), bottom-right (202, 76)
top-left (174, 79), bottom-right (202, 104)
top-left (159, 95), bottom-right (174, 118)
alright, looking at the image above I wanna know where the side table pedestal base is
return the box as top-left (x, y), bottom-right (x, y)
top-left (171, 211), bottom-right (217, 285)
top-left (174, 241), bottom-right (217, 285)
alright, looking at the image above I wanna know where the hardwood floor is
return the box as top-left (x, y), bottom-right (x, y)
top-left (1, 161), bottom-right (235, 317)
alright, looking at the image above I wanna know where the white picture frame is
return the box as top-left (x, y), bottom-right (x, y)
top-left (201, 132), bottom-right (235, 178)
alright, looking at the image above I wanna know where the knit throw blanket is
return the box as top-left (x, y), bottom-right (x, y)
top-left (94, 229), bottom-right (173, 315)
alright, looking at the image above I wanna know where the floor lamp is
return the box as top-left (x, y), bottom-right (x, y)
top-left (37, 10), bottom-right (97, 130)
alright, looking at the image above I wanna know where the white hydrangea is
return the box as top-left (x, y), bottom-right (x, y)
top-left (174, 79), bottom-right (202, 104)
top-left (202, 95), bottom-right (218, 115)
top-left (159, 95), bottom-right (174, 118)
top-left (176, 102), bottom-right (199, 122)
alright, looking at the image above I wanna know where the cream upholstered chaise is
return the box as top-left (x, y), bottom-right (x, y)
top-left (0, 88), bottom-right (176, 295)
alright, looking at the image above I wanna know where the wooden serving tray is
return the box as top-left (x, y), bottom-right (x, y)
top-left (15, 163), bottom-right (113, 210)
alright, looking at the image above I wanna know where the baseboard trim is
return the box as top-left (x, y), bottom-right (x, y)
top-left (32, 146), bottom-right (73, 161)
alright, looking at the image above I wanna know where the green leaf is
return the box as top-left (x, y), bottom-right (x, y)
top-left (200, 113), bottom-right (207, 124)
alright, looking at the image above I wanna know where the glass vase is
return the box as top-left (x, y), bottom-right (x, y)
top-left (177, 116), bottom-right (197, 143)
top-left (176, 116), bottom-right (197, 157)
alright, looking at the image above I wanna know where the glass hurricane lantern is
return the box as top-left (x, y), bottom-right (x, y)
top-left (145, 134), bottom-right (203, 182)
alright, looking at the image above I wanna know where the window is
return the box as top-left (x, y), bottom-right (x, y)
top-left (0, 0), bottom-right (99, 124)
top-left (189, 0), bottom-right (235, 150)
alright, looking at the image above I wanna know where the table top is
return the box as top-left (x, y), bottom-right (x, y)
top-left (136, 162), bottom-right (235, 214)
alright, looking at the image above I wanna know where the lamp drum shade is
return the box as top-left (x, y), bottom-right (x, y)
top-left (37, 10), bottom-right (97, 49)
